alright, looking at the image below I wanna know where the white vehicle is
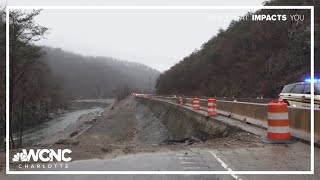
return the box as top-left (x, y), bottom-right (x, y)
top-left (278, 80), bottom-right (320, 109)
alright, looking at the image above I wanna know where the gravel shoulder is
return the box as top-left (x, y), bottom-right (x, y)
top-left (5, 96), bottom-right (266, 172)
top-left (49, 96), bottom-right (264, 162)
top-left (2, 96), bottom-right (320, 177)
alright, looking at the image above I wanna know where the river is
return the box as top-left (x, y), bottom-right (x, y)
top-left (19, 99), bottom-right (114, 146)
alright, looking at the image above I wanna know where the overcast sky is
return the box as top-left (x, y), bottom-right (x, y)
top-left (3, 0), bottom-right (267, 72)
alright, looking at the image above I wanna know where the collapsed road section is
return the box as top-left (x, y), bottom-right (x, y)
top-left (135, 96), bottom-right (244, 142)
top-left (9, 95), bottom-right (317, 176)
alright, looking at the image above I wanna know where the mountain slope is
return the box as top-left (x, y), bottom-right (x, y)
top-left (156, 0), bottom-right (319, 98)
top-left (41, 47), bottom-right (160, 98)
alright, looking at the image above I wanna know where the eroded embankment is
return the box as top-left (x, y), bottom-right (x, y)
top-left (135, 97), bottom-right (243, 141)
top-left (6, 96), bottom-right (261, 172)
top-left (133, 99), bottom-right (173, 144)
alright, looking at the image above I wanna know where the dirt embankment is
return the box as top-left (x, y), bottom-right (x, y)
top-left (47, 96), bottom-right (262, 161)
top-left (4, 95), bottom-right (264, 173)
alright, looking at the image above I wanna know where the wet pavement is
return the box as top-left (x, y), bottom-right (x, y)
top-left (3, 97), bottom-right (320, 180)
top-left (7, 143), bottom-right (319, 180)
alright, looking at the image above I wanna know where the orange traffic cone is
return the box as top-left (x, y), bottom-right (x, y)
top-left (261, 100), bottom-right (296, 144)
top-left (207, 98), bottom-right (217, 116)
top-left (193, 97), bottom-right (200, 110)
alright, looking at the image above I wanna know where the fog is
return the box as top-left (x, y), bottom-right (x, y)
top-left (27, 5), bottom-right (265, 72)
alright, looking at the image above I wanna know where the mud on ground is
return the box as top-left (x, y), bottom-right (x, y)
top-left (6, 96), bottom-right (267, 171)
top-left (72, 96), bottom-right (264, 159)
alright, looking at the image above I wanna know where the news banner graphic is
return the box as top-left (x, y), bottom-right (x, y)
top-left (12, 149), bottom-right (72, 169)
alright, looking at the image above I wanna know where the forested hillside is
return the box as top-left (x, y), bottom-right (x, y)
top-left (41, 47), bottom-right (160, 99)
top-left (0, 9), bottom-right (159, 148)
top-left (156, 0), bottom-right (319, 98)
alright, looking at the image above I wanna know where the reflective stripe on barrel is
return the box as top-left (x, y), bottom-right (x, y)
top-left (267, 100), bottom-right (291, 140)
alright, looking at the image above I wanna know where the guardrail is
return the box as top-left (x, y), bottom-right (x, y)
top-left (140, 95), bottom-right (319, 144)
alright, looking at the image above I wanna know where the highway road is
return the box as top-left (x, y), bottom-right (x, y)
top-left (5, 174), bottom-right (320, 180)
top-left (6, 142), bottom-right (319, 180)
top-left (3, 96), bottom-right (319, 180)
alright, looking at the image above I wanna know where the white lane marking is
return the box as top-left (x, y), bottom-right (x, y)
top-left (209, 151), bottom-right (244, 180)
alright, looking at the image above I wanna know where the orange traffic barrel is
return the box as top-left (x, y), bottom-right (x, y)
top-left (261, 100), bottom-right (296, 144)
top-left (207, 98), bottom-right (217, 116)
top-left (178, 96), bottom-right (183, 106)
top-left (193, 97), bottom-right (200, 110)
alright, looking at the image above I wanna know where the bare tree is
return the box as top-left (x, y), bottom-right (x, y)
top-left (0, 6), bottom-right (6, 149)
top-left (9, 9), bottom-right (48, 148)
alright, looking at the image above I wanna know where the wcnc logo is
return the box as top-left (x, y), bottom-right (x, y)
top-left (12, 149), bottom-right (72, 162)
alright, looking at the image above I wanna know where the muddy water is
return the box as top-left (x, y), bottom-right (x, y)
top-left (20, 99), bottom-right (114, 146)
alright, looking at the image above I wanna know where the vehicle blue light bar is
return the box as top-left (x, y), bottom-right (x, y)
top-left (305, 78), bottom-right (320, 82)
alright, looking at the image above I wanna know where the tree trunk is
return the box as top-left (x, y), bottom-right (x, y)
top-left (18, 95), bottom-right (25, 148)
top-left (9, 84), bottom-right (15, 149)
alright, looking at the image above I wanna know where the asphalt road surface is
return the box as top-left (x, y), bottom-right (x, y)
top-left (6, 146), bottom-right (320, 180)
top-left (3, 97), bottom-right (320, 180)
